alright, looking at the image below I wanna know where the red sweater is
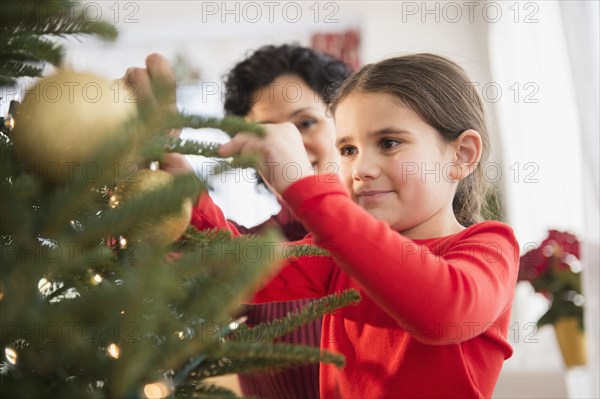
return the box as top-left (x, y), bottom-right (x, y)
top-left (229, 200), bottom-right (319, 398)
top-left (191, 176), bottom-right (520, 399)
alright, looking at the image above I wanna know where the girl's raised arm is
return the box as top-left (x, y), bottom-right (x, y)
top-left (282, 175), bottom-right (520, 345)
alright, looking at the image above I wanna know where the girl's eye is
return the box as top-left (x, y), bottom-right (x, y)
top-left (380, 138), bottom-right (401, 150)
top-left (296, 118), bottom-right (317, 131)
top-left (339, 146), bottom-right (357, 157)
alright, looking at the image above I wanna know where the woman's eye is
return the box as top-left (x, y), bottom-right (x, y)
top-left (296, 118), bottom-right (317, 131)
top-left (380, 138), bottom-right (401, 150)
top-left (339, 146), bottom-right (357, 157)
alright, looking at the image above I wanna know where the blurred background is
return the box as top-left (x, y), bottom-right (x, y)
top-left (2, 1), bottom-right (597, 397)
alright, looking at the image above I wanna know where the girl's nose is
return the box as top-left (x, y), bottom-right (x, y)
top-left (352, 153), bottom-right (380, 181)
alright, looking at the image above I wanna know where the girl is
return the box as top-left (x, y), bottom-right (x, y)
top-left (190, 53), bottom-right (519, 398)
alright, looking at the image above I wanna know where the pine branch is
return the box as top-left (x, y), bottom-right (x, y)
top-left (173, 227), bottom-right (235, 252)
top-left (195, 341), bottom-right (345, 378)
top-left (284, 243), bottom-right (330, 258)
top-left (140, 136), bottom-right (222, 162)
top-left (0, 60), bottom-right (43, 84)
top-left (232, 289), bottom-right (360, 343)
top-left (158, 231), bottom-right (284, 372)
top-left (0, 35), bottom-right (63, 66)
top-left (159, 136), bottom-right (222, 158)
top-left (202, 155), bottom-right (262, 180)
top-left (167, 114), bottom-right (265, 138)
top-left (0, 2), bottom-right (117, 85)
top-left (77, 173), bottom-right (203, 243)
top-left (175, 382), bottom-right (241, 399)
top-left (8, 17), bottom-right (117, 41)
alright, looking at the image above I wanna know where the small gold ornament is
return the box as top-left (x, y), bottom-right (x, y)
top-left (12, 70), bottom-right (137, 184)
top-left (110, 169), bottom-right (192, 245)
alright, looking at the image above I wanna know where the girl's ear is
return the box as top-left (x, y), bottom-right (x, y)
top-left (449, 129), bottom-right (482, 181)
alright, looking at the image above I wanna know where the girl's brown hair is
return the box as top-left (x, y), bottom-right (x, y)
top-left (330, 53), bottom-right (490, 226)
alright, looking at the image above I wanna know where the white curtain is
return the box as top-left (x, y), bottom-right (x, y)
top-left (488, 1), bottom-right (599, 397)
top-left (559, 2), bottom-right (600, 397)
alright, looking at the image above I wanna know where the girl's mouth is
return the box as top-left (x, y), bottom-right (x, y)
top-left (356, 190), bottom-right (393, 206)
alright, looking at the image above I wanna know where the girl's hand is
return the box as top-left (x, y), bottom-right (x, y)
top-left (218, 122), bottom-right (313, 194)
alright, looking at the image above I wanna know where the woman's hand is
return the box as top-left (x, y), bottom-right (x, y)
top-left (218, 122), bottom-right (314, 194)
top-left (124, 53), bottom-right (177, 114)
top-left (160, 153), bottom-right (195, 176)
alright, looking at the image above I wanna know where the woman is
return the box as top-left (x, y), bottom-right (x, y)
top-left (125, 45), bottom-right (352, 398)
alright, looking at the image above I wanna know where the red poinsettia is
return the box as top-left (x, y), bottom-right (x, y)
top-left (519, 230), bottom-right (584, 329)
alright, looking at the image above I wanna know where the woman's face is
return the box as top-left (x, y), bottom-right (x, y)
top-left (246, 74), bottom-right (339, 174)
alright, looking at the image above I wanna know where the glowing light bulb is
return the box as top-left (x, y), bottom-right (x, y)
top-left (228, 315), bottom-right (248, 331)
top-left (119, 237), bottom-right (128, 249)
top-left (107, 343), bottom-right (120, 359)
top-left (5, 347), bottom-right (17, 365)
top-left (92, 274), bottom-right (103, 285)
top-left (143, 381), bottom-right (171, 399)
top-left (38, 277), bottom-right (51, 292)
top-left (109, 195), bottom-right (120, 208)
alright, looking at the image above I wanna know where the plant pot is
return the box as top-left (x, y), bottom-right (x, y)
top-left (553, 316), bottom-right (587, 367)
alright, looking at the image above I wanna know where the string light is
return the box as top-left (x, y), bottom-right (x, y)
top-left (149, 161), bottom-right (159, 171)
top-left (228, 315), bottom-right (248, 331)
top-left (106, 343), bottom-right (120, 359)
top-left (109, 195), bottom-right (120, 208)
top-left (91, 274), bottom-right (103, 285)
top-left (38, 277), bottom-right (52, 296)
top-left (5, 347), bottom-right (17, 365)
top-left (143, 381), bottom-right (172, 399)
top-left (119, 237), bottom-right (128, 249)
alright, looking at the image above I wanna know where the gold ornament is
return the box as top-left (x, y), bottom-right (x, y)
top-left (110, 169), bottom-right (192, 245)
top-left (12, 70), bottom-right (137, 184)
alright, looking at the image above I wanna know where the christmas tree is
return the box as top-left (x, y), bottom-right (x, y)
top-left (0, 1), bottom-right (359, 397)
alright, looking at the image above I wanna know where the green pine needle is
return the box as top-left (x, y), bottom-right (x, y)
top-left (0, 1), bottom-right (118, 84)
top-left (168, 114), bottom-right (265, 137)
top-left (232, 289), bottom-right (361, 343)
top-left (0, 60), bottom-right (43, 83)
top-left (161, 137), bottom-right (222, 158)
top-left (0, 35), bottom-right (63, 64)
top-left (196, 341), bottom-right (345, 377)
top-left (284, 243), bottom-right (330, 258)
top-left (176, 382), bottom-right (241, 399)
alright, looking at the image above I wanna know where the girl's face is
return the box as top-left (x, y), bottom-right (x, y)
top-left (334, 92), bottom-right (463, 239)
top-left (246, 74), bottom-right (339, 173)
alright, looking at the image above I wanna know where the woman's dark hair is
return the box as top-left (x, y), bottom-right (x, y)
top-left (223, 44), bottom-right (352, 116)
top-left (330, 54), bottom-right (490, 227)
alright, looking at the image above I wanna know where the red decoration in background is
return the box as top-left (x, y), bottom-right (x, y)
top-left (519, 230), bottom-right (581, 283)
top-left (311, 30), bottom-right (361, 71)
top-left (518, 229), bottom-right (584, 329)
